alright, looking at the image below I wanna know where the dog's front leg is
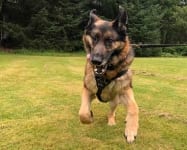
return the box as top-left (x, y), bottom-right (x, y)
top-left (79, 86), bottom-right (94, 124)
top-left (108, 96), bottom-right (119, 126)
top-left (124, 88), bottom-right (139, 143)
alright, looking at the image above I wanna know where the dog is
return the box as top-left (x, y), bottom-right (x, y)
top-left (79, 6), bottom-right (139, 143)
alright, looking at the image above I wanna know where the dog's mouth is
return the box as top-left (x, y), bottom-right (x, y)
top-left (94, 64), bottom-right (107, 76)
top-left (91, 51), bottom-right (114, 76)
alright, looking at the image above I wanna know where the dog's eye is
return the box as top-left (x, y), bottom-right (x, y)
top-left (93, 36), bottom-right (97, 42)
top-left (92, 34), bottom-right (99, 43)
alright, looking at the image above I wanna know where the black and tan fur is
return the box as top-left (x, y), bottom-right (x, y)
top-left (79, 7), bottom-right (139, 143)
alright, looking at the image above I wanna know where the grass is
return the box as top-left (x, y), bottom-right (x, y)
top-left (0, 54), bottom-right (187, 150)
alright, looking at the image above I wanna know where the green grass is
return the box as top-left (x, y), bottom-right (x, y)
top-left (0, 54), bottom-right (187, 150)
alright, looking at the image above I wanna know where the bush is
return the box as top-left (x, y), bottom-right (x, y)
top-left (162, 47), bottom-right (187, 56)
top-left (134, 48), bottom-right (162, 57)
top-left (176, 47), bottom-right (187, 56)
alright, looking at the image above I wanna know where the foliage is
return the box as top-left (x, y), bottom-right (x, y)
top-left (162, 46), bottom-right (187, 56)
top-left (0, 0), bottom-right (187, 56)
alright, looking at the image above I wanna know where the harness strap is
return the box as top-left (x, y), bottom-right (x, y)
top-left (95, 70), bottom-right (128, 102)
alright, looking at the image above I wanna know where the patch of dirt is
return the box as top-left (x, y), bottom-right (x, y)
top-left (132, 70), bottom-right (157, 76)
top-left (175, 77), bottom-right (187, 81)
top-left (158, 112), bottom-right (187, 124)
top-left (140, 108), bottom-right (187, 124)
top-left (133, 70), bottom-right (187, 81)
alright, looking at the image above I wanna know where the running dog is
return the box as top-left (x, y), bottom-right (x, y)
top-left (79, 6), bottom-right (139, 143)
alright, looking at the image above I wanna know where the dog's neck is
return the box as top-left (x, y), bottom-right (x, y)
top-left (104, 38), bottom-right (133, 80)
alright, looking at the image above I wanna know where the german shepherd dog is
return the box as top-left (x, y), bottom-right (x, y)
top-left (79, 6), bottom-right (139, 143)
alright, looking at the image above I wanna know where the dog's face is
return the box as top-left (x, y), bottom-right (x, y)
top-left (83, 7), bottom-right (128, 66)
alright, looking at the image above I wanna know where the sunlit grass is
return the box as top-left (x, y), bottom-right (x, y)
top-left (0, 54), bottom-right (187, 149)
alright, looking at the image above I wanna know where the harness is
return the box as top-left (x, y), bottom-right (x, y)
top-left (95, 70), bottom-right (127, 102)
top-left (93, 50), bottom-right (128, 102)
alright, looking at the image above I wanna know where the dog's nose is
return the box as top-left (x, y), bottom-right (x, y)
top-left (91, 55), bottom-right (102, 65)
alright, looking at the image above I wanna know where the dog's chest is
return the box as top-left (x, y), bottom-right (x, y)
top-left (85, 70), bottom-right (132, 102)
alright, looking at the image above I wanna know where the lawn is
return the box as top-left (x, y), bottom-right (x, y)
top-left (0, 54), bottom-right (187, 150)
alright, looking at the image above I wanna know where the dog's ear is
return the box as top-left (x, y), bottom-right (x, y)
top-left (112, 6), bottom-right (128, 38)
top-left (85, 9), bottom-right (100, 31)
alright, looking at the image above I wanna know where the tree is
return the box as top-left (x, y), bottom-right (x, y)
top-left (122, 0), bottom-right (162, 56)
top-left (0, 0), bottom-right (186, 55)
top-left (170, 5), bottom-right (187, 43)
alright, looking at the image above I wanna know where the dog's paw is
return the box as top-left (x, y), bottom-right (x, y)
top-left (124, 127), bottom-right (137, 143)
top-left (107, 116), bottom-right (116, 126)
top-left (124, 118), bottom-right (138, 143)
top-left (79, 110), bottom-right (94, 124)
top-left (124, 113), bottom-right (139, 143)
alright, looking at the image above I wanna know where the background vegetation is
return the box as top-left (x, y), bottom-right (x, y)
top-left (0, 54), bottom-right (187, 149)
top-left (0, 0), bottom-right (187, 56)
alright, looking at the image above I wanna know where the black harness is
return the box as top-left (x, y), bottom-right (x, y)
top-left (92, 50), bottom-right (128, 102)
top-left (95, 69), bottom-right (128, 102)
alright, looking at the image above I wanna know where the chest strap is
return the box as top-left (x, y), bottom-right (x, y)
top-left (95, 70), bottom-right (128, 102)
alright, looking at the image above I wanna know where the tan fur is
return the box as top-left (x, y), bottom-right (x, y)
top-left (79, 18), bottom-right (139, 143)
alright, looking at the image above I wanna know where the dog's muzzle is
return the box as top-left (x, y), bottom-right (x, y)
top-left (91, 55), bottom-right (103, 66)
top-left (91, 51), bottom-right (114, 75)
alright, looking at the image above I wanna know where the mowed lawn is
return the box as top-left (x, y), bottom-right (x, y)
top-left (0, 54), bottom-right (187, 150)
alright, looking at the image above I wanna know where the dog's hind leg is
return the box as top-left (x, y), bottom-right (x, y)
top-left (79, 87), bottom-right (94, 124)
top-left (123, 88), bottom-right (139, 143)
top-left (108, 96), bottom-right (119, 126)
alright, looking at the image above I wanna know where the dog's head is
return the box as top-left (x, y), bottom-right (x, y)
top-left (83, 6), bottom-right (128, 68)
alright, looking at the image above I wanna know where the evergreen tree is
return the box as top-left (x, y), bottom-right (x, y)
top-left (159, 0), bottom-right (179, 44)
top-left (0, 0), bottom-right (186, 56)
top-left (123, 0), bottom-right (162, 56)
top-left (173, 6), bottom-right (187, 43)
